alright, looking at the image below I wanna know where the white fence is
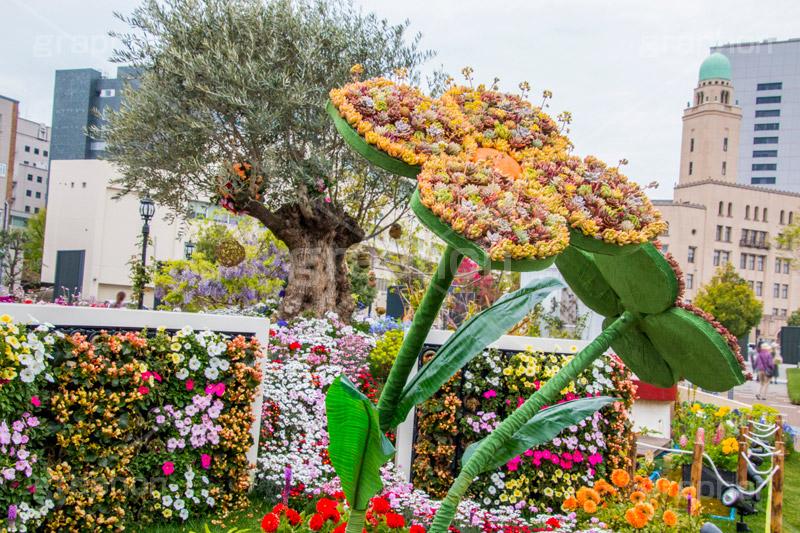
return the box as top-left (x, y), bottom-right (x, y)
top-left (0, 304), bottom-right (269, 468)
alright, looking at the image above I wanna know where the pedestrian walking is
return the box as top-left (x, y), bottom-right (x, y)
top-left (771, 343), bottom-right (783, 385)
top-left (753, 342), bottom-right (775, 401)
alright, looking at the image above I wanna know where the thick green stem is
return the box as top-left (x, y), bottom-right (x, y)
top-left (377, 245), bottom-right (463, 432)
top-left (428, 311), bottom-right (641, 533)
top-left (345, 509), bottom-right (366, 533)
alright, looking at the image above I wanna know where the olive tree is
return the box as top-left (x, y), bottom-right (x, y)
top-left (102, 0), bottom-right (433, 319)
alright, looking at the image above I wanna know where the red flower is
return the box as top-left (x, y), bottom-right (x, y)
top-left (273, 503), bottom-right (286, 515)
top-left (371, 497), bottom-right (391, 514)
top-left (410, 525), bottom-right (426, 533)
top-left (332, 491), bottom-right (346, 500)
top-left (261, 513), bottom-right (280, 533)
top-left (309, 513), bottom-right (325, 531)
top-left (269, 330), bottom-right (277, 337)
top-left (289, 341), bottom-right (302, 351)
top-left (138, 385), bottom-right (149, 395)
top-left (545, 518), bottom-right (561, 529)
top-left (316, 498), bottom-right (337, 514)
top-left (287, 509), bottom-right (302, 526)
top-left (333, 523), bottom-right (347, 533)
top-left (385, 513), bottom-right (406, 529)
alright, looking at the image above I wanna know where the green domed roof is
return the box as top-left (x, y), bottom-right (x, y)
top-left (699, 53), bottom-right (731, 82)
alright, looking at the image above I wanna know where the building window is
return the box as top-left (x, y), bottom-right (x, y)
top-left (716, 226), bottom-right (723, 241)
top-left (727, 203), bottom-right (732, 217)
top-left (773, 308), bottom-right (780, 315)
top-left (33, 148), bottom-right (39, 155)
top-left (690, 138), bottom-right (694, 152)
top-left (664, 222), bottom-right (669, 236)
top-left (688, 162), bottom-right (693, 175)
top-left (25, 191), bottom-right (31, 197)
top-left (790, 212), bottom-right (794, 225)
top-left (724, 227), bottom-right (731, 242)
top-left (754, 123), bottom-right (779, 131)
top-left (714, 250), bottom-right (721, 266)
top-left (99, 89), bottom-right (116, 98)
top-left (780, 210), bottom-right (785, 224)
top-left (745, 206), bottom-right (750, 219)
top-left (785, 260), bottom-right (791, 274)
top-left (34, 208), bottom-right (39, 214)
top-left (756, 96), bottom-right (781, 104)
top-left (754, 137), bottom-right (779, 144)
top-left (686, 274), bottom-right (694, 290)
top-left (774, 283), bottom-right (781, 298)
top-left (722, 251), bottom-right (730, 265)
top-left (740, 253), bottom-right (747, 269)
top-left (752, 163), bottom-right (777, 171)
top-left (756, 282), bottom-right (763, 296)
top-left (36, 176), bottom-right (42, 183)
top-left (751, 177), bottom-right (776, 185)
top-left (24, 146), bottom-right (30, 152)
top-left (782, 309), bottom-right (787, 316)
top-left (722, 161), bottom-right (726, 175)
top-left (754, 207), bottom-right (759, 220)
top-left (688, 247), bottom-right (696, 264)
top-left (34, 192), bottom-right (41, 199)
top-left (776, 258), bottom-right (782, 273)
top-left (0, 164), bottom-right (5, 178)
top-left (782, 284), bottom-right (789, 299)
top-left (27, 174), bottom-right (32, 181)
top-left (718, 202), bottom-right (724, 215)
top-left (753, 150), bottom-right (778, 157)
top-left (763, 208), bottom-right (768, 222)
top-left (43, 150), bottom-right (48, 157)
top-left (757, 82), bottom-right (783, 91)
top-left (757, 255), bottom-right (764, 271)
top-left (723, 137), bottom-right (728, 151)
top-left (756, 109), bottom-right (780, 117)
top-left (748, 255), bottom-right (755, 270)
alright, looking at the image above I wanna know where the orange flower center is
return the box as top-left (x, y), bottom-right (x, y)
top-left (472, 147), bottom-right (522, 178)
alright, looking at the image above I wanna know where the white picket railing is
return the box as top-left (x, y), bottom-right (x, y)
top-left (0, 303), bottom-right (269, 468)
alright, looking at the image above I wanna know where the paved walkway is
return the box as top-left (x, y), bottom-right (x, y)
top-left (730, 363), bottom-right (800, 428)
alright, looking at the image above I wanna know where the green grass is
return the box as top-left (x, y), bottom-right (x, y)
top-left (788, 368), bottom-right (800, 405)
top-left (711, 450), bottom-right (799, 533)
top-left (132, 453), bottom-right (800, 533)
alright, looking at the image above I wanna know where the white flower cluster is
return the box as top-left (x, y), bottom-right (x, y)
top-left (170, 328), bottom-right (233, 382)
top-left (6, 500), bottom-right (54, 533)
top-left (12, 323), bottom-right (55, 384)
top-left (152, 467), bottom-right (212, 521)
top-left (584, 357), bottom-right (616, 395)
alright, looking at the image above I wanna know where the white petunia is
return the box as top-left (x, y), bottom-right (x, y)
top-left (204, 367), bottom-right (219, 380)
top-left (188, 357), bottom-right (201, 371)
top-left (176, 368), bottom-right (190, 380)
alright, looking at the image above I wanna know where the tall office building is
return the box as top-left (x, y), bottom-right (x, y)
top-left (711, 39), bottom-right (800, 191)
top-left (50, 66), bottom-right (139, 161)
top-left (0, 94), bottom-right (50, 227)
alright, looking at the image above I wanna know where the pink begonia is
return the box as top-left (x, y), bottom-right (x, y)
top-left (162, 461), bottom-right (174, 475)
top-left (30, 397), bottom-right (40, 407)
top-left (201, 454), bottom-right (211, 469)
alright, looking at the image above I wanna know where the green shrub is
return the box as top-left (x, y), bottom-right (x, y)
top-left (788, 367), bottom-right (800, 405)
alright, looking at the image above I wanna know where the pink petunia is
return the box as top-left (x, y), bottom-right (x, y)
top-left (483, 389), bottom-right (497, 399)
top-left (162, 462), bottom-right (174, 476)
top-left (506, 456), bottom-right (521, 471)
top-left (153, 372), bottom-right (162, 382)
top-left (27, 485), bottom-right (35, 494)
top-left (186, 379), bottom-right (194, 391)
top-left (30, 397), bottom-right (40, 407)
top-left (138, 386), bottom-right (149, 395)
top-left (201, 454), bottom-right (211, 469)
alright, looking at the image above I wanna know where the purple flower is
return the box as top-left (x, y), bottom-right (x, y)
top-left (8, 504), bottom-right (17, 526)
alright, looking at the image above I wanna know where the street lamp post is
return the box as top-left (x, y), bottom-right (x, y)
top-left (184, 241), bottom-right (195, 260)
top-left (138, 195), bottom-right (155, 309)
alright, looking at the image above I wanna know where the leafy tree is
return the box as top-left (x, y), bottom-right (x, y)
top-left (694, 263), bottom-right (763, 340)
top-left (0, 229), bottom-right (28, 292)
top-left (22, 208), bottom-right (46, 287)
top-left (787, 308), bottom-right (800, 327)
top-left (103, 0), bottom-right (434, 320)
top-left (346, 256), bottom-right (377, 311)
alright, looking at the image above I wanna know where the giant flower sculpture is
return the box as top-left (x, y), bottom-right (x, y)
top-left (325, 73), bottom-right (743, 533)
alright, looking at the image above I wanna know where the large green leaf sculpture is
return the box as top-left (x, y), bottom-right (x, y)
top-left (461, 396), bottom-right (619, 470)
top-left (325, 376), bottom-right (395, 511)
top-left (390, 277), bottom-right (564, 428)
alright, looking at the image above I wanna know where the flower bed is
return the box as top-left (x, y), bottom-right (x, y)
top-left (0, 315), bottom-right (264, 532)
top-left (412, 347), bottom-right (635, 508)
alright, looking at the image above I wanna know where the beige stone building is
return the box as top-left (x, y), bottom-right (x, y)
top-left (655, 53), bottom-right (799, 342)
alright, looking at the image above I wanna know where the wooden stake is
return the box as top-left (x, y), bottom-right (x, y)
top-left (770, 440), bottom-right (784, 533)
top-left (774, 414), bottom-right (783, 445)
top-left (627, 432), bottom-right (638, 480)
top-left (690, 428), bottom-right (705, 497)
top-left (737, 435), bottom-right (749, 489)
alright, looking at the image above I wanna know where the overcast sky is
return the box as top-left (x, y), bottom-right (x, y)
top-left (2, 0), bottom-right (799, 199)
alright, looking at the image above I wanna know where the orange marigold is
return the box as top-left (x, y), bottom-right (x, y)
top-left (668, 481), bottom-right (680, 498)
top-left (577, 487), bottom-right (601, 505)
top-left (562, 497), bottom-right (578, 512)
top-left (681, 486), bottom-right (696, 499)
top-left (656, 478), bottom-right (671, 493)
top-left (625, 508), bottom-right (648, 528)
top-left (635, 503), bottom-right (655, 520)
top-left (640, 478), bottom-right (654, 493)
top-left (583, 500), bottom-right (598, 514)
top-left (650, 498), bottom-right (659, 510)
top-left (611, 469), bottom-right (630, 488)
top-left (663, 509), bottom-right (678, 527)
top-left (630, 491), bottom-right (646, 504)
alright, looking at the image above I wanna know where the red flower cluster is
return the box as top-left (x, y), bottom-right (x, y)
top-left (289, 341), bottom-right (302, 351)
top-left (308, 498), bottom-right (342, 531)
top-left (262, 504), bottom-right (305, 532)
top-left (356, 371), bottom-right (379, 402)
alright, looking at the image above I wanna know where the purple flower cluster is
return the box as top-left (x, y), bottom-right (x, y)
top-left (155, 394), bottom-right (224, 449)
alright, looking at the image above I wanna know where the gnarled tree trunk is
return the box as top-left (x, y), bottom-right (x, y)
top-left (248, 200), bottom-right (364, 322)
